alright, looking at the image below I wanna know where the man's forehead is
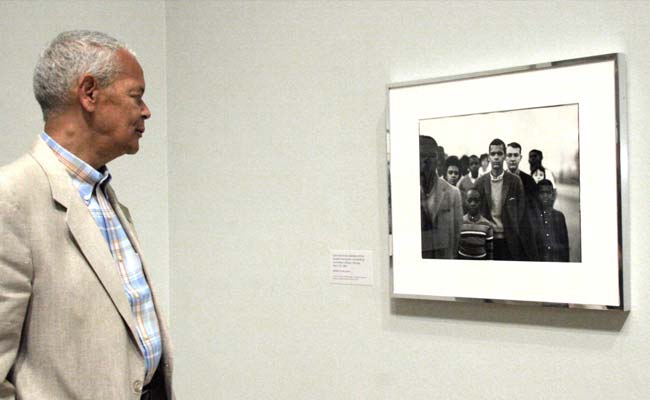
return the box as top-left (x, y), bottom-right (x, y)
top-left (506, 146), bottom-right (521, 155)
top-left (489, 145), bottom-right (504, 153)
top-left (114, 49), bottom-right (145, 84)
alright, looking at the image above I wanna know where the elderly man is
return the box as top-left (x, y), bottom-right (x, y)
top-left (0, 31), bottom-right (173, 399)
top-left (419, 136), bottom-right (462, 259)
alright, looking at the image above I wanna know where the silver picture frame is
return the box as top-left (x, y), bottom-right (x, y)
top-left (387, 54), bottom-right (628, 310)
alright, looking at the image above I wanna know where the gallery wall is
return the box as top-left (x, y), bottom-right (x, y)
top-left (0, 1), bottom-right (170, 313)
top-left (2, 1), bottom-right (650, 399)
top-left (166, 2), bottom-right (650, 399)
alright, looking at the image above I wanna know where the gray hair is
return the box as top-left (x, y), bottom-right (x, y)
top-left (33, 30), bottom-right (133, 121)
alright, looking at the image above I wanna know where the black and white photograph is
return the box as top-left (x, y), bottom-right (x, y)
top-left (419, 104), bottom-right (581, 263)
top-left (388, 54), bottom-right (627, 308)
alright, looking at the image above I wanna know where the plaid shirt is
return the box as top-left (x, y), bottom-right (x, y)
top-left (41, 132), bottom-right (162, 383)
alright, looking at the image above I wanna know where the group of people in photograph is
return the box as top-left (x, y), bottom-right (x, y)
top-left (419, 136), bottom-right (570, 262)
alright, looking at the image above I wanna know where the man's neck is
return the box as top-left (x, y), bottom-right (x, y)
top-left (45, 116), bottom-right (107, 169)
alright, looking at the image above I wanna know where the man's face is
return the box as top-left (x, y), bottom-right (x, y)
top-left (538, 185), bottom-right (555, 209)
top-left (468, 157), bottom-right (480, 176)
top-left (506, 146), bottom-right (522, 173)
top-left (528, 151), bottom-right (541, 170)
top-left (420, 136), bottom-right (439, 174)
top-left (466, 190), bottom-right (481, 215)
top-left (93, 49), bottom-right (151, 161)
top-left (445, 165), bottom-right (460, 186)
top-left (489, 144), bottom-right (505, 175)
top-left (420, 145), bottom-right (438, 175)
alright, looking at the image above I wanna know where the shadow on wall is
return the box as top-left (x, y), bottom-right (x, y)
top-left (390, 297), bottom-right (628, 332)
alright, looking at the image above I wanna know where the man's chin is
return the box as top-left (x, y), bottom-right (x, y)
top-left (126, 143), bottom-right (140, 155)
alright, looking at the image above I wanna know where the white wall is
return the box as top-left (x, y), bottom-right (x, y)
top-left (166, 1), bottom-right (650, 399)
top-left (0, 1), bottom-right (170, 313)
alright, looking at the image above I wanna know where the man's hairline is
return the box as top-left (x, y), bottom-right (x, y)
top-left (506, 145), bottom-right (522, 155)
top-left (44, 47), bottom-right (135, 121)
top-left (489, 143), bottom-right (506, 153)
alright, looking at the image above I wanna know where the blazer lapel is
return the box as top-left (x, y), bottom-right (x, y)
top-left (501, 172), bottom-right (509, 198)
top-left (65, 198), bottom-right (142, 345)
top-left (479, 175), bottom-right (492, 217)
top-left (29, 138), bottom-right (141, 347)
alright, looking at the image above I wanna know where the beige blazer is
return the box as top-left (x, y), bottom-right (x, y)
top-left (0, 139), bottom-right (174, 399)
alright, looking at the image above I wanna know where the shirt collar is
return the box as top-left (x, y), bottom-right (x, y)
top-left (490, 170), bottom-right (505, 182)
top-left (41, 132), bottom-right (112, 202)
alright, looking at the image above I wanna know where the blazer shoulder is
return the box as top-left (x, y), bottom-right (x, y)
top-left (503, 170), bottom-right (518, 181)
top-left (437, 179), bottom-right (461, 204)
top-left (0, 154), bottom-right (49, 199)
top-left (553, 209), bottom-right (567, 222)
top-left (519, 170), bottom-right (534, 181)
top-left (504, 171), bottom-right (524, 188)
top-left (1, 152), bottom-right (42, 180)
top-left (520, 171), bottom-right (536, 186)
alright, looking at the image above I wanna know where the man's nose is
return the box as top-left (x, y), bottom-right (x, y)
top-left (142, 101), bottom-right (152, 119)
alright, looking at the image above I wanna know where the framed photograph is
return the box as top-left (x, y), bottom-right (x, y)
top-left (387, 54), bottom-right (628, 310)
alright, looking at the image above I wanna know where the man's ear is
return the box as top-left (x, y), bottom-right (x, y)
top-left (78, 74), bottom-right (98, 112)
